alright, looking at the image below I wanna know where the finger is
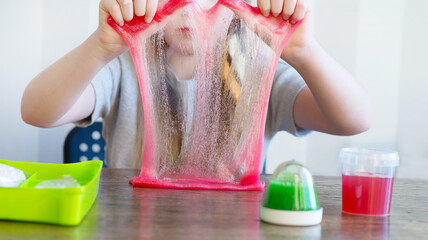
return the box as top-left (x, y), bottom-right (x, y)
top-left (290, 0), bottom-right (308, 24)
top-left (258, 0), bottom-right (271, 17)
top-left (117, 0), bottom-right (134, 22)
top-left (134, 0), bottom-right (146, 16)
top-left (144, 0), bottom-right (158, 23)
top-left (282, 0), bottom-right (297, 20)
top-left (101, 0), bottom-right (124, 26)
top-left (270, 0), bottom-right (284, 17)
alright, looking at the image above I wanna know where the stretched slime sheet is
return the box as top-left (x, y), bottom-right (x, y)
top-left (108, 0), bottom-right (301, 190)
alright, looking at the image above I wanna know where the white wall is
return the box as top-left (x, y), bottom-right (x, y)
top-left (0, 1), bottom-right (99, 164)
top-left (0, 2), bottom-right (43, 162)
top-left (395, 0), bottom-right (428, 179)
top-left (1, 0), bottom-right (427, 179)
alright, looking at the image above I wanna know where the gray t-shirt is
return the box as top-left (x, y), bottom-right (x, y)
top-left (77, 52), bottom-right (310, 169)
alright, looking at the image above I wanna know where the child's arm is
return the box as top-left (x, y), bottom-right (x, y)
top-left (260, 0), bottom-right (373, 135)
top-left (21, 0), bottom-right (158, 128)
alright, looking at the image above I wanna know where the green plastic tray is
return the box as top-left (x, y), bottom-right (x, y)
top-left (0, 159), bottom-right (102, 226)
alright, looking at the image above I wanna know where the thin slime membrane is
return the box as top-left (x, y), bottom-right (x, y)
top-left (108, 0), bottom-right (300, 190)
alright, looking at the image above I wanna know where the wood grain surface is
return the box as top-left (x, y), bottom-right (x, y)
top-left (1, 168), bottom-right (427, 239)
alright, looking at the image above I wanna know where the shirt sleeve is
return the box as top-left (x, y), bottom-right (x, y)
top-left (265, 59), bottom-right (312, 139)
top-left (74, 57), bottom-right (122, 127)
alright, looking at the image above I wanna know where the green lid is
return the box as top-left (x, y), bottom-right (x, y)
top-left (263, 160), bottom-right (320, 211)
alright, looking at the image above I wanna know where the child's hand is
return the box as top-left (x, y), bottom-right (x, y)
top-left (257, 0), bottom-right (313, 65)
top-left (96, 0), bottom-right (159, 61)
top-left (257, 0), bottom-right (309, 24)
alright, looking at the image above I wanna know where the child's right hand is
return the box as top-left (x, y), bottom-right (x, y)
top-left (96, 0), bottom-right (159, 62)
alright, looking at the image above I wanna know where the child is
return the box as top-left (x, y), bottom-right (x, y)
top-left (21, 0), bottom-right (373, 169)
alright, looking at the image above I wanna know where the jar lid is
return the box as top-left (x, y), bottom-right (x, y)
top-left (339, 148), bottom-right (399, 167)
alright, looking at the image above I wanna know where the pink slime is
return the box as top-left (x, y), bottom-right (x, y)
top-left (108, 0), bottom-right (301, 191)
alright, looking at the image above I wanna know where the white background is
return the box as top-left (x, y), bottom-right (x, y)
top-left (1, 0), bottom-right (427, 179)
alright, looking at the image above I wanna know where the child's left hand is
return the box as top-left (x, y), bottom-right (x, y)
top-left (257, 0), bottom-right (309, 23)
top-left (257, 0), bottom-right (313, 65)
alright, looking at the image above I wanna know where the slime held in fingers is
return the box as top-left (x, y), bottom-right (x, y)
top-left (108, 0), bottom-right (301, 190)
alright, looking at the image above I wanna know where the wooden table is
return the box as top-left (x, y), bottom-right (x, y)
top-left (1, 169), bottom-right (427, 239)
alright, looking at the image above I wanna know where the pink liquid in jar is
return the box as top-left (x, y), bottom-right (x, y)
top-left (342, 172), bottom-right (394, 216)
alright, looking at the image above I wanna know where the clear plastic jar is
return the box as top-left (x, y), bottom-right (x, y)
top-left (339, 148), bottom-right (399, 216)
